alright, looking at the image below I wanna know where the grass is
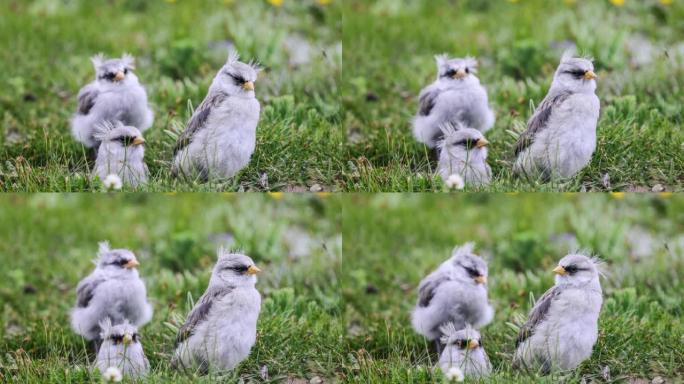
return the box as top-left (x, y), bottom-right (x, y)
top-left (0, 194), bottom-right (344, 382)
top-left (340, 194), bottom-right (684, 382)
top-left (0, 0), bottom-right (343, 192)
top-left (341, 0), bottom-right (684, 192)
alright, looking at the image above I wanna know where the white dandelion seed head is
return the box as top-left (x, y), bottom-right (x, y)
top-left (445, 174), bottom-right (465, 190)
top-left (102, 366), bottom-right (122, 382)
top-left (444, 366), bottom-right (464, 382)
top-left (103, 174), bottom-right (123, 190)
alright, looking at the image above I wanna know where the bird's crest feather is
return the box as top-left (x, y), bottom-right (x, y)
top-left (98, 317), bottom-right (113, 339)
top-left (121, 53), bottom-right (136, 69)
top-left (227, 49), bottom-right (240, 65)
top-left (93, 121), bottom-right (122, 141)
top-left (97, 241), bottom-right (111, 256)
top-left (452, 242), bottom-right (475, 258)
top-left (90, 53), bottom-right (105, 69)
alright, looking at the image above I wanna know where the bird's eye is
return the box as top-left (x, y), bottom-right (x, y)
top-left (455, 339), bottom-right (467, 349)
top-left (445, 69), bottom-right (457, 78)
top-left (464, 266), bottom-right (480, 277)
top-left (478, 338), bottom-right (483, 348)
top-left (227, 265), bottom-right (249, 273)
top-left (132, 333), bottom-right (139, 342)
top-left (124, 68), bottom-right (129, 74)
top-left (104, 73), bottom-right (116, 81)
top-left (465, 67), bottom-right (470, 74)
top-left (565, 69), bottom-right (587, 78)
top-left (111, 335), bottom-right (123, 344)
top-left (564, 265), bottom-right (579, 274)
top-left (116, 136), bottom-right (136, 146)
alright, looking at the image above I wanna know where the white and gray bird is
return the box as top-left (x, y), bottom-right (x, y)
top-left (94, 318), bottom-right (149, 378)
top-left (411, 243), bottom-right (494, 352)
top-left (413, 55), bottom-right (495, 148)
top-left (72, 54), bottom-right (154, 148)
top-left (172, 250), bottom-right (262, 373)
top-left (172, 51), bottom-right (261, 181)
top-left (70, 242), bottom-right (153, 342)
top-left (438, 323), bottom-right (492, 379)
top-left (513, 53), bottom-right (600, 181)
top-left (92, 121), bottom-right (148, 187)
top-left (513, 253), bottom-right (603, 374)
top-left (437, 123), bottom-right (491, 187)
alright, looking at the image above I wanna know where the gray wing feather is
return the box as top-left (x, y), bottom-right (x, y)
top-left (418, 86), bottom-right (442, 117)
top-left (514, 91), bottom-right (572, 156)
top-left (516, 285), bottom-right (564, 346)
top-left (417, 273), bottom-right (450, 308)
top-left (173, 91), bottom-right (228, 154)
top-left (77, 84), bottom-right (99, 115)
top-left (175, 285), bottom-right (232, 346)
top-left (75, 275), bottom-right (106, 308)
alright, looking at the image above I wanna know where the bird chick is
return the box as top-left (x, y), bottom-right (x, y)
top-left (438, 323), bottom-right (492, 379)
top-left (411, 243), bottom-right (494, 352)
top-left (172, 50), bottom-right (261, 181)
top-left (94, 318), bottom-right (149, 378)
top-left (71, 54), bottom-right (154, 148)
top-left (70, 242), bottom-right (153, 342)
top-left (92, 121), bottom-right (148, 188)
top-left (437, 123), bottom-right (491, 187)
top-left (513, 53), bottom-right (600, 181)
top-left (513, 253), bottom-right (603, 374)
top-left (172, 249), bottom-right (262, 373)
top-left (413, 55), bottom-right (495, 148)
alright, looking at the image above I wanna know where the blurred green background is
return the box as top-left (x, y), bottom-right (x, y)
top-left (0, 0), bottom-right (343, 192)
top-left (341, 193), bottom-right (684, 382)
top-left (0, 193), bottom-right (343, 382)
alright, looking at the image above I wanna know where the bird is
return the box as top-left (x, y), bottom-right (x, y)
top-left (437, 123), bottom-right (492, 187)
top-left (92, 121), bottom-right (148, 188)
top-left (513, 253), bottom-right (603, 374)
top-left (172, 50), bottom-right (261, 181)
top-left (438, 323), bottom-right (492, 379)
top-left (411, 243), bottom-right (494, 353)
top-left (70, 242), bottom-right (153, 345)
top-left (71, 53), bottom-right (154, 148)
top-left (94, 318), bottom-right (149, 378)
top-left (513, 53), bottom-right (600, 181)
top-left (412, 55), bottom-right (495, 149)
top-left (172, 249), bottom-right (262, 373)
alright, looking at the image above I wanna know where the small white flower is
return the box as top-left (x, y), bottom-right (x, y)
top-left (102, 366), bottom-right (122, 382)
top-left (103, 174), bottom-right (123, 191)
top-left (445, 174), bottom-right (465, 190)
top-left (444, 366), bottom-right (464, 382)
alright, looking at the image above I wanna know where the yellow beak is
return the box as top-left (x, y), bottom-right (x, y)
top-left (247, 265), bottom-right (261, 275)
top-left (584, 70), bottom-right (597, 80)
top-left (114, 71), bottom-right (125, 82)
top-left (132, 136), bottom-right (146, 146)
top-left (242, 81), bottom-right (255, 91)
top-left (474, 275), bottom-right (487, 284)
top-left (553, 265), bottom-right (567, 275)
top-left (475, 138), bottom-right (489, 148)
top-left (468, 339), bottom-right (479, 350)
top-left (454, 68), bottom-right (467, 79)
top-left (123, 259), bottom-right (140, 269)
top-left (123, 334), bottom-right (132, 345)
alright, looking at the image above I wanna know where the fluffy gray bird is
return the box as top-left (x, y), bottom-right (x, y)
top-left (413, 55), bottom-right (495, 148)
top-left (513, 253), bottom-right (603, 374)
top-left (94, 318), bottom-right (149, 378)
top-left (70, 242), bottom-right (153, 343)
top-left (172, 51), bottom-right (261, 181)
top-left (437, 123), bottom-right (491, 186)
top-left (71, 54), bottom-right (154, 148)
top-left (411, 243), bottom-right (494, 352)
top-left (438, 323), bottom-right (492, 379)
top-left (92, 121), bottom-right (148, 187)
top-left (513, 53), bottom-right (600, 181)
top-left (172, 250), bottom-right (262, 373)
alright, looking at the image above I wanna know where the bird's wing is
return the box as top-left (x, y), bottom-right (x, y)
top-left (514, 91), bottom-right (572, 156)
top-left (173, 90), bottom-right (229, 154)
top-left (175, 286), bottom-right (232, 346)
top-left (75, 275), bottom-right (106, 308)
top-left (417, 273), bottom-right (450, 307)
top-left (417, 85), bottom-right (442, 116)
top-left (515, 285), bottom-right (564, 346)
top-left (77, 84), bottom-right (100, 115)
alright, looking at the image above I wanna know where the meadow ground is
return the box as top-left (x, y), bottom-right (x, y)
top-left (341, 194), bottom-right (684, 383)
top-left (0, 194), bottom-right (344, 383)
top-left (341, 0), bottom-right (684, 192)
top-left (0, 0), bottom-right (343, 192)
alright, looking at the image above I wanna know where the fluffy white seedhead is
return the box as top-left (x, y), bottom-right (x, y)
top-left (91, 53), bottom-right (105, 69)
top-left (121, 53), bottom-right (136, 69)
top-left (452, 242), bottom-right (475, 258)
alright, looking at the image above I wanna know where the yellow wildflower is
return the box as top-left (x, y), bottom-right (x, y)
top-left (269, 192), bottom-right (284, 199)
top-left (268, 0), bottom-right (284, 6)
top-left (609, 0), bottom-right (625, 6)
top-left (610, 192), bottom-right (625, 199)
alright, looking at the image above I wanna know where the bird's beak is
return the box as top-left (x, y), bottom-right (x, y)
top-left (123, 259), bottom-right (140, 269)
top-left (475, 138), bottom-right (489, 148)
top-left (242, 81), bottom-right (255, 91)
top-left (468, 339), bottom-right (479, 350)
top-left (474, 275), bottom-right (487, 284)
top-left (584, 70), bottom-right (597, 81)
top-left (114, 71), bottom-right (125, 82)
top-left (123, 333), bottom-right (132, 345)
top-left (247, 265), bottom-right (261, 275)
top-left (454, 69), bottom-right (467, 79)
top-left (132, 136), bottom-right (146, 146)
top-left (553, 265), bottom-right (567, 275)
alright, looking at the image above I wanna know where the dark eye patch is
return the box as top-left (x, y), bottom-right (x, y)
top-left (224, 264), bottom-right (249, 273)
top-left (124, 68), bottom-right (129, 74)
top-left (452, 138), bottom-right (478, 148)
top-left (225, 72), bottom-right (247, 86)
top-left (564, 69), bottom-right (588, 78)
top-left (111, 335), bottom-right (124, 344)
top-left (461, 264), bottom-right (480, 278)
top-left (132, 333), bottom-right (139, 342)
top-left (465, 67), bottom-right (470, 74)
top-left (563, 264), bottom-right (588, 274)
top-left (443, 69), bottom-right (457, 78)
top-left (114, 135), bottom-right (138, 146)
